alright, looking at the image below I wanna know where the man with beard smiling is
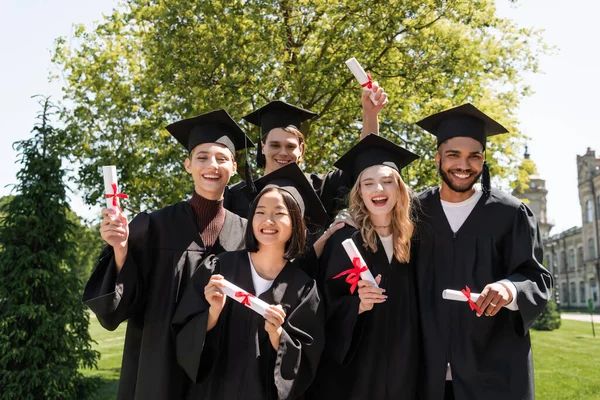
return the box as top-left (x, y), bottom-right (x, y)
top-left (413, 103), bottom-right (553, 400)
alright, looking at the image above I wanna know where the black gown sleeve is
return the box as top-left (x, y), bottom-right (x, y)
top-left (274, 280), bottom-right (325, 400)
top-left (171, 255), bottom-right (221, 383)
top-left (82, 212), bottom-right (153, 330)
top-left (318, 232), bottom-right (366, 366)
top-left (505, 203), bottom-right (554, 336)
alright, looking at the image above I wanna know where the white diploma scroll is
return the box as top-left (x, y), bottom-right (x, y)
top-left (220, 278), bottom-right (270, 317)
top-left (345, 57), bottom-right (388, 106)
top-left (442, 289), bottom-right (479, 303)
top-left (103, 165), bottom-right (120, 210)
top-left (341, 238), bottom-right (379, 288)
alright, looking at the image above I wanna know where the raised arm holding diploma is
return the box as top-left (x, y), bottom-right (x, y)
top-left (345, 57), bottom-right (389, 106)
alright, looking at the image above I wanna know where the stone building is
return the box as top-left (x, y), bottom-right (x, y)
top-left (516, 147), bottom-right (600, 308)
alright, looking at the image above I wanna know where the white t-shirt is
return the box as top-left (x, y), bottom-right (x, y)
top-left (248, 253), bottom-right (274, 297)
top-left (378, 234), bottom-right (394, 263)
top-left (440, 187), bottom-right (483, 233)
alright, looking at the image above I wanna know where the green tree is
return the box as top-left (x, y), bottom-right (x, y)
top-left (0, 97), bottom-right (99, 399)
top-left (66, 212), bottom-right (104, 282)
top-left (532, 296), bottom-right (561, 331)
top-left (0, 195), bottom-right (103, 281)
top-left (53, 0), bottom-right (546, 211)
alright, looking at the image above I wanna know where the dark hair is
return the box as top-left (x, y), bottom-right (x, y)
top-left (245, 187), bottom-right (306, 260)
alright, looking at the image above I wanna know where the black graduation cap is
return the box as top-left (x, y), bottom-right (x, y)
top-left (247, 163), bottom-right (328, 228)
top-left (415, 103), bottom-right (508, 149)
top-left (243, 101), bottom-right (318, 168)
top-left (166, 109), bottom-right (255, 154)
top-left (333, 134), bottom-right (419, 184)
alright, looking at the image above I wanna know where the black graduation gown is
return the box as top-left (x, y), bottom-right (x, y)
top-left (82, 202), bottom-right (247, 400)
top-left (172, 250), bottom-right (325, 400)
top-left (414, 187), bottom-right (553, 400)
top-left (223, 170), bottom-right (351, 224)
top-left (307, 226), bottom-right (420, 400)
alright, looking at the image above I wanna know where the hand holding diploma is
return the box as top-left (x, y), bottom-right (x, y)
top-left (443, 282), bottom-right (513, 317)
top-left (100, 166), bottom-right (129, 271)
top-left (346, 57), bottom-right (388, 107)
top-left (338, 238), bottom-right (379, 290)
top-left (264, 304), bottom-right (286, 350)
top-left (358, 274), bottom-right (385, 314)
top-left (211, 276), bottom-right (271, 317)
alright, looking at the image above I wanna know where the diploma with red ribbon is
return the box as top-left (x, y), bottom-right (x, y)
top-left (333, 238), bottom-right (378, 294)
top-left (345, 57), bottom-right (389, 106)
top-left (442, 287), bottom-right (483, 314)
top-left (103, 166), bottom-right (128, 211)
top-left (219, 278), bottom-right (270, 317)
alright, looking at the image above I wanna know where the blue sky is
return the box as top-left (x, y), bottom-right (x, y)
top-left (1, 0), bottom-right (599, 233)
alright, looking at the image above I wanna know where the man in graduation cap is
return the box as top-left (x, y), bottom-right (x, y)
top-left (224, 84), bottom-right (387, 227)
top-left (83, 109), bottom-right (253, 400)
top-left (413, 103), bottom-right (553, 400)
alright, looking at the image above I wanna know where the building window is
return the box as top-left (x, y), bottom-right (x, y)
top-left (591, 279), bottom-right (598, 303)
top-left (580, 281), bottom-right (586, 303)
top-left (578, 247), bottom-right (584, 268)
top-left (587, 199), bottom-right (594, 223)
top-left (569, 249), bottom-right (575, 270)
top-left (570, 282), bottom-right (577, 304)
top-left (562, 282), bottom-right (569, 304)
top-left (561, 251), bottom-right (567, 272)
top-left (589, 238), bottom-right (596, 260)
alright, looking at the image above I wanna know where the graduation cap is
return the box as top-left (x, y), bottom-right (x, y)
top-left (166, 109), bottom-right (254, 154)
top-left (247, 163), bottom-right (328, 228)
top-left (333, 134), bottom-right (419, 184)
top-left (243, 101), bottom-right (318, 168)
top-left (166, 109), bottom-right (257, 191)
top-left (415, 103), bottom-right (508, 150)
top-left (415, 103), bottom-right (509, 193)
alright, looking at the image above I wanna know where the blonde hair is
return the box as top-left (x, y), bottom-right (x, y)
top-left (348, 168), bottom-right (414, 263)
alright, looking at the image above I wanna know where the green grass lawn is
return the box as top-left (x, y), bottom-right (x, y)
top-left (81, 317), bottom-right (126, 400)
top-left (82, 317), bottom-right (599, 399)
top-left (531, 319), bottom-right (600, 399)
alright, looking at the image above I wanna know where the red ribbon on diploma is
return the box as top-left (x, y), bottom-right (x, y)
top-left (333, 257), bottom-right (367, 294)
top-left (361, 74), bottom-right (373, 90)
top-left (235, 291), bottom-right (254, 307)
top-left (106, 183), bottom-right (128, 211)
top-left (461, 286), bottom-right (482, 314)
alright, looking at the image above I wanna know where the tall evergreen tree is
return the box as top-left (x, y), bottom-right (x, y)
top-left (0, 97), bottom-right (99, 399)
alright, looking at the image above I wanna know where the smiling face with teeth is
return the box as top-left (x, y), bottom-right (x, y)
top-left (262, 128), bottom-right (305, 175)
top-left (184, 143), bottom-right (237, 200)
top-left (359, 165), bottom-right (399, 221)
top-left (435, 136), bottom-right (484, 197)
top-left (251, 189), bottom-right (294, 248)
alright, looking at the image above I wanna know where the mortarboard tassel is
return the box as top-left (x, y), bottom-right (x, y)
top-left (243, 132), bottom-right (257, 193)
top-left (481, 160), bottom-right (491, 195)
top-left (244, 159), bottom-right (256, 194)
top-left (256, 140), bottom-right (266, 169)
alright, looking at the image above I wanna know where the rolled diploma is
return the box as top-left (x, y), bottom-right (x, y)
top-left (103, 165), bottom-right (119, 210)
top-left (345, 57), bottom-right (388, 106)
top-left (442, 289), bottom-right (479, 303)
top-left (341, 238), bottom-right (379, 288)
top-left (219, 278), bottom-right (270, 317)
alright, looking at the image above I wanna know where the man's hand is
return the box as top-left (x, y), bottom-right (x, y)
top-left (475, 282), bottom-right (513, 317)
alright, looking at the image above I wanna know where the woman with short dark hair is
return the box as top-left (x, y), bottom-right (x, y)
top-left (172, 163), bottom-right (327, 400)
